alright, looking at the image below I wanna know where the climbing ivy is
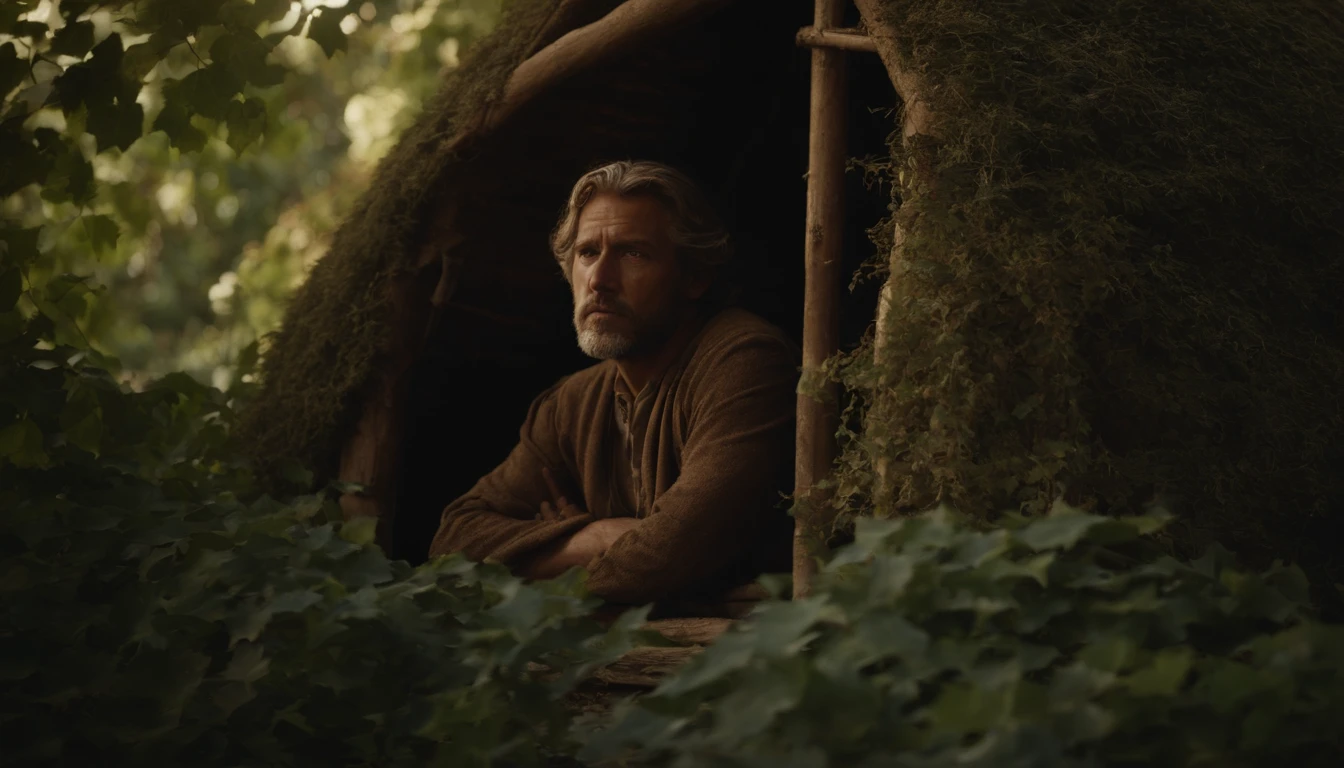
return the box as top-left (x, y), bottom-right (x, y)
top-left (4, 317), bottom-right (1343, 766)
top-left (0, 326), bottom-right (647, 767)
top-left (585, 510), bottom-right (1344, 767)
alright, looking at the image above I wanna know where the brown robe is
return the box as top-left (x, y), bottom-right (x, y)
top-left (428, 307), bottom-right (798, 610)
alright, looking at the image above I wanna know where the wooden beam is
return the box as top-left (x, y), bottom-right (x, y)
top-left (793, 0), bottom-right (848, 600)
top-left (466, 0), bottom-right (733, 139)
top-left (796, 26), bottom-right (878, 54)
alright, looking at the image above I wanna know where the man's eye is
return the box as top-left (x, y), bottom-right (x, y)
top-left (627, 250), bottom-right (644, 259)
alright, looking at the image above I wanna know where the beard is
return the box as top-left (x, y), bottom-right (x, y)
top-left (573, 296), bottom-right (680, 360)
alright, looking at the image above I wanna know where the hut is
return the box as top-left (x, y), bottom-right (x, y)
top-left (243, 0), bottom-right (1344, 608)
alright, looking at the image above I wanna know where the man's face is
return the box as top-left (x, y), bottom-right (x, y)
top-left (570, 192), bottom-right (705, 360)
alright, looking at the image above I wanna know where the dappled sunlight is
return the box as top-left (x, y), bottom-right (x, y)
top-left (0, 0), bottom-right (504, 382)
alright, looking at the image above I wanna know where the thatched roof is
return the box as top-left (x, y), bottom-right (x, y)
top-left (243, 0), bottom-right (1344, 599)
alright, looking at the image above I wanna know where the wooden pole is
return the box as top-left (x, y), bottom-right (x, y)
top-left (793, 0), bottom-right (848, 600)
top-left (795, 26), bottom-right (878, 53)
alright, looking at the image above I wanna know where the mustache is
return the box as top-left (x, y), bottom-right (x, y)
top-left (578, 298), bottom-right (631, 319)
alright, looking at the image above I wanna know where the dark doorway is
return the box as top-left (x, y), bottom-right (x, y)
top-left (393, 2), bottom-right (896, 563)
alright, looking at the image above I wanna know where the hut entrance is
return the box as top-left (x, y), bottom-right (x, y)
top-left (385, 1), bottom-right (895, 564)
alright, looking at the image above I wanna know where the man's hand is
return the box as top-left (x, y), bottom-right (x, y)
top-left (519, 516), bottom-right (641, 580)
top-left (538, 466), bottom-right (587, 521)
top-left (574, 517), bottom-right (641, 550)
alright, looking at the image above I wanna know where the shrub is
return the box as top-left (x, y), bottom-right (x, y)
top-left (584, 509), bottom-right (1344, 767)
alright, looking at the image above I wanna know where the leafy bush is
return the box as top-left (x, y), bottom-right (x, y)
top-left (4, 323), bottom-right (1344, 767)
top-left (584, 509), bottom-right (1344, 768)
top-left (0, 330), bottom-right (641, 767)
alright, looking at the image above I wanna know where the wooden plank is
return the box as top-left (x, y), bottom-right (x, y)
top-left (796, 26), bottom-right (879, 53)
top-left (793, 0), bottom-right (849, 600)
top-left (593, 646), bottom-right (700, 687)
top-left (643, 617), bottom-right (733, 645)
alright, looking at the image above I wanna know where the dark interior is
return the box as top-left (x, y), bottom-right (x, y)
top-left (393, 2), bottom-right (897, 563)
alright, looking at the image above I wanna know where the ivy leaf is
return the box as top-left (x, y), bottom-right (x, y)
top-left (337, 548), bottom-right (393, 589)
top-left (1015, 512), bottom-right (1105, 552)
top-left (308, 5), bottom-right (352, 58)
top-left (211, 30), bottom-right (285, 88)
top-left (927, 681), bottom-right (1015, 735)
top-left (1079, 635), bottom-right (1137, 674)
top-left (0, 227), bottom-right (40, 269)
top-left (44, 274), bottom-right (94, 318)
top-left (87, 99), bottom-right (144, 152)
top-left (120, 42), bottom-right (164, 83)
top-left (82, 215), bottom-right (119, 257)
top-left (220, 0), bottom-right (293, 28)
top-left (0, 267), bottom-right (22, 311)
top-left (339, 515), bottom-right (378, 547)
top-left (9, 20), bottom-right (48, 42)
top-left (222, 642), bottom-right (270, 683)
top-left (1124, 648), bottom-right (1192, 697)
top-left (0, 2), bottom-right (37, 35)
top-left (178, 64), bottom-right (243, 120)
top-left (64, 410), bottom-right (102, 454)
top-left (39, 144), bottom-right (95, 206)
top-left (49, 20), bottom-right (95, 59)
top-left (0, 131), bottom-right (51, 197)
top-left (152, 101), bottom-right (208, 152)
top-left (271, 589), bottom-right (323, 614)
top-left (0, 42), bottom-right (27, 96)
top-left (225, 96), bottom-right (266, 153)
top-left (0, 417), bottom-right (47, 467)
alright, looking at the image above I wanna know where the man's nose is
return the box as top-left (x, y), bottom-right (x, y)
top-left (586, 248), bottom-right (620, 294)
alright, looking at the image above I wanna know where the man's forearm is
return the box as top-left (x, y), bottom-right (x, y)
top-left (516, 518), bottom-right (642, 580)
top-left (429, 504), bottom-right (591, 564)
top-left (517, 533), bottom-right (596, 579)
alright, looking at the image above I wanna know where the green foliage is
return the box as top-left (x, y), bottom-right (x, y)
top-left (2, 0), bottom-right (502, 382)
top-left (585, 509), bottom-right (1344, 767)
top-left (6, 316), bottom-right (1341, 766)
top-left (4, 302), bottom-right (1343, 765)
top-left (0, 322), bottom-right (645, 767)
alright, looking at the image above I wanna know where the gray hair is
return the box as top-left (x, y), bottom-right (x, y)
top-left (550, 161), bottom-right (734, 301)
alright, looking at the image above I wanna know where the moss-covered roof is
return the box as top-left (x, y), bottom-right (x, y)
top-left (836, 0), bottom-right (1344, 595)
top-left (240, 0), bottom-right (617, 484)
top-left (246, 0), bottom-right (1344, 597)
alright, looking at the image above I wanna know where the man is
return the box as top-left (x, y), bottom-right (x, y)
top-left (428, 160), bottom-right (798, 616)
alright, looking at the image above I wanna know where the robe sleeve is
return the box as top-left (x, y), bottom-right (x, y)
top-left (582, 332), bottom-right (798, 604)
top-left (427, 381), bottom-right (593, 566)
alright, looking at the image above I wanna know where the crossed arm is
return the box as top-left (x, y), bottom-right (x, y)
top-left (515, 468), bottom-right (640, 580)
top-left (428, 333), bottom-right (797, 605)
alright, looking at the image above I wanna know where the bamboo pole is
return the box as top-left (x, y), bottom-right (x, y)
top-left (793, 0), bottom-right (849, 600)
top-left (795, 26), bottom-right (878, 53)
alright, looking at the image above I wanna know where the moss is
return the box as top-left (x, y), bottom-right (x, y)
top-left (239, 0), bottom-right (572, 488)
top-left (834, 0), bottom-right (1344, 593)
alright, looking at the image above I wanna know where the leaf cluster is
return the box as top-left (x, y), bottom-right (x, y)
top-left (0, 326), bottom-right (643, 767)
top-left (4, 316), bottom-right (1344, 766)
top-left (586, 507), bottom-right (1344, 767)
